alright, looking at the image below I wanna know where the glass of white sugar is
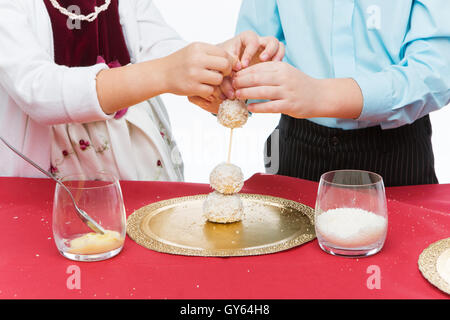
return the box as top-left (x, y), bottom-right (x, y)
top-left (315, 170), bottom-right (388, 257)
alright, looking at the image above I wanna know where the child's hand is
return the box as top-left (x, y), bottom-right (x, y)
top-left (222, 30), bottom-right (285, 68)
top-left (232, 61), bottom-right (319, 117)
top-left (232, 61), bottom-right (363, 119)
top-left (162, 42), bottom-right (238, 99)
top-left (187, 31), bottom-right (285, 114)
top-left (219, 30), bottom-right (285, 100)
top-left (187, 87), bottom-right (225, 114)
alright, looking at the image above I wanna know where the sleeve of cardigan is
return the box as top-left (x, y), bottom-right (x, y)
top-left (0, 0), bottom-right (112, 126)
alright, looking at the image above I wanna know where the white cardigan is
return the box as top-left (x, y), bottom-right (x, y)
top-left (0, 0), bottom-right (186, 177)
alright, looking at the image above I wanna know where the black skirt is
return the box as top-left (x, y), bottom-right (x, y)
top-left (264, 115), bottom-right (438, 187)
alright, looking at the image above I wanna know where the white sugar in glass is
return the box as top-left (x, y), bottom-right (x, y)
top-left (315, 170), bottom-right (388, 257)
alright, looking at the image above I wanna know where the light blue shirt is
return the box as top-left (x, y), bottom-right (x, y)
top-left (236, 0), bottom-right (450, 130)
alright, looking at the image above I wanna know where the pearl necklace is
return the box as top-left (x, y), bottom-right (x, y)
top-left (49, 0), bottom-right (111, 22)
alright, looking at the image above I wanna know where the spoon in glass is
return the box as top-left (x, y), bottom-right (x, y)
top-left (0, 136), bottom-right (105, 234)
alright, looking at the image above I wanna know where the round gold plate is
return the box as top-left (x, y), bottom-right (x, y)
top-left (126, 194), bottom-right (315, 257)
top-left (418, 237), bottom-right (450, 295)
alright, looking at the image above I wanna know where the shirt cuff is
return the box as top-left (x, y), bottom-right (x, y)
top-left (62, 63), bottom-right (114, 123)
top-left (352, 71), bottom-right (394, 122)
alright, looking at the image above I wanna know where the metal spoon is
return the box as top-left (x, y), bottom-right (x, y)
top-left (0, 136), bottom-right (105, 234)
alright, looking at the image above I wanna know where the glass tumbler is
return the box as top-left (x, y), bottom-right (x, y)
top-left (52, 172), bottom-right (126, 262)
top-left (315, 170), bottom-right (388, 257)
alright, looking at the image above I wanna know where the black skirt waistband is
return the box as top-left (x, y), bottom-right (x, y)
top-left (278, 115), bottom-right (432, 152)
top-left (279, 115), bottom-right (432, 140)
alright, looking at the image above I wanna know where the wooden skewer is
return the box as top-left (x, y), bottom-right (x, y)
top-left (227, 128), bottom-right (234, 163)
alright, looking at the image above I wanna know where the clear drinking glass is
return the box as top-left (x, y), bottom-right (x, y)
top-left (314, 170), bottom-right (388, 257)
top-left (52, 172), bottom-right (126, 262)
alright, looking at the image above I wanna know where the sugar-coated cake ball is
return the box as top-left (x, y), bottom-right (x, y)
top-left (203, 191), bottom-right (244, 223)
top-left (217, 99), bottom-right (249, 129)
top-left (210, 162), bottom-right (244, 194)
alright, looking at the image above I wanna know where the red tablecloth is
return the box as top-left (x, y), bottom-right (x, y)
top-left (0, 174), bottom-right (449, 299)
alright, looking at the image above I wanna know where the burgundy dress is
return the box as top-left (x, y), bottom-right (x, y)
top-left (43, 0), bottom-right (130, 68)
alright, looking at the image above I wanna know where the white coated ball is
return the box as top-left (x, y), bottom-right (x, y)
top-left (203, 191), bottom-right (244, 223)
top-left (217, 99), bottom-right (249, 129)
top-left (210, 162), bottom-right (244, 194)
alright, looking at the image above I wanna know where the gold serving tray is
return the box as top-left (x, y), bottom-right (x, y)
top-left (127, 194), bottom-right (315, 257)
top-left (418, 237), bottom-right (450, 295)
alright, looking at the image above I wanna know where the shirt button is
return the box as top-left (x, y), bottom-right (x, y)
top-left (331, 136), bottom-right (339, 146)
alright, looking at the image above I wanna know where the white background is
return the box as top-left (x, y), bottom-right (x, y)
top-left (154, 0), bottom-right (450, 184)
